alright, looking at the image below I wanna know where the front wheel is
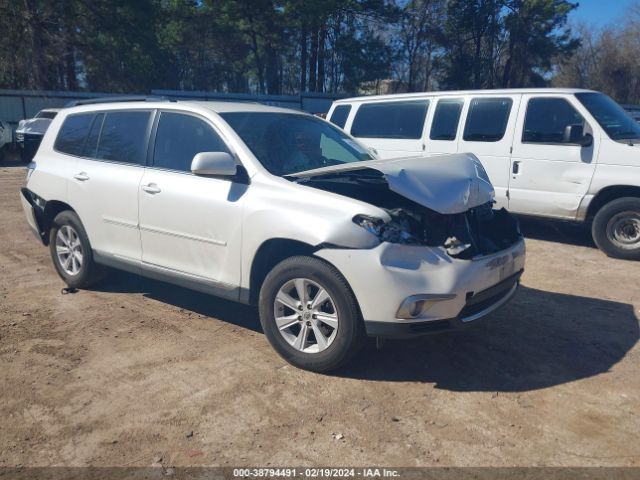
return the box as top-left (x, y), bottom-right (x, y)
top-left (592, 197), bottom-right (640, 260)
top-left (259, 256), bottom-right (365, 372)
top-left (49, 211), bottom-right (106, 288)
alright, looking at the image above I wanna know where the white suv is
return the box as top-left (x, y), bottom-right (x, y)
top-left (21, 98), bottom-right (525, 372)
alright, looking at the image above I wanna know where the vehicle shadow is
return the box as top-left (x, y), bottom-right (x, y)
top-left (94, 270), bottom-right (262, 334)
top-left (516, 215), bottom-right (596, 249)
top-left (338, 285), bottom-right (638, 391)
top-left (95, 272), bottom-right (638, 392)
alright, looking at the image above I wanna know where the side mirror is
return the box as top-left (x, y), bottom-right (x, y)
top-left (191, 152), bottom-right (237, 177)
top-left (563, 124), bottom-right (593, 147)
top-left (578, 133), bottom-right (593, 147)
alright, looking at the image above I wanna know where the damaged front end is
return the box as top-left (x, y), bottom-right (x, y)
top-left (353, 202), bottom-right (521, 259)
top-left (291, 154), bottom-right (522, 259)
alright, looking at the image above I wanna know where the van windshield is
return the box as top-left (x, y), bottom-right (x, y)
top-left (575, 92), bottom-right (640, 141)
top-left (220, 112), bottom-right (373, 176)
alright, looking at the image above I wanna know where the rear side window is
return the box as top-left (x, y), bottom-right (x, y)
top-left (54, 114), bottom-right (94, 156)
top-left (463, 98), bottom-right (513, 142)
top-left (351, 101), bottom-right (429, 139)
top-left (329, 105), bottom-right (351, 128)
top-left (153, 112), bottom-right (229, 172)
top-left (430, 99), bottom-right (463, 140)
top-left (96, 111), bottom-right (152, 165)
top-left (523, 98), bottom-right (584, 143)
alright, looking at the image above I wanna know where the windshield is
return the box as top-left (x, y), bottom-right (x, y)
top-left (575, 92), bottom-right (640, 141)
top-left (220, 112), bottom-right (373, 176)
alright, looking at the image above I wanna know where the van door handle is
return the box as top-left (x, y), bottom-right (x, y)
top-left (512, 161), bottom-right (520, 175)
top-left (73, 172), bottom-right (90, 182)
top-left (141, 183), bottom-right (161, 194)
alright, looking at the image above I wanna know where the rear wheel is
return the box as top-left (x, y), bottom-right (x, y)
top-left (259, 256), bottom-right (365, 372)
top-left (592, 197), bottom-right (640, 260)
top-left (49, 211), bottom-right (105, 288)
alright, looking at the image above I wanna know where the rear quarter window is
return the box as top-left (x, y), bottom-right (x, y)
top-left (54, 114), bottom-right (94, 156)
top-left (351, 100), bottom-right (429, 139)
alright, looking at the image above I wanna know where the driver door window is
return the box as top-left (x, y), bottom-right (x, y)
top-left (522, 98), bottom-right (584, 144)
top-left (153, 112), bottom-right (230, 172)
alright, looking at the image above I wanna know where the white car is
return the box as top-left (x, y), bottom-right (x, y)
top-left (21, 99), bottom-right (525, 372)
top-left (15, 108), bottom-right (60, 162)
top-left (328, 89), bottom-right (640, 260)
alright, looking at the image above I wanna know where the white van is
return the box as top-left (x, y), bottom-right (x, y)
top-left (327, 89), bottom-right (640, 260)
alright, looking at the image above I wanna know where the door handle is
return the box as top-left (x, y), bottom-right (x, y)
top-left (512, 161), bottom-right (520, 175)
top-left (73, 172), bottom-right (90, 182)
top-left (141, 183), bottom-right (161, 194)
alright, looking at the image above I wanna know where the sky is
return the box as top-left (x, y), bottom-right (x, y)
top-left (570, 0), bottom-right (636, 27)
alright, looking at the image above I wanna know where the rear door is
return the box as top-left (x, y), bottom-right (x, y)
top-left (457, 95), bottom-right (521, 209)
top-left (507, 94), bottom-right (597, 218)
top-left (67, 109), bottom-right (152, 261)
top-left (348, 100), bottom-right (430, 159)
top-left (138, 110), bottom-right (245, 289)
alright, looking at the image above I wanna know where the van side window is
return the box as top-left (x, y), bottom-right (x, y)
top-left (463, 98), bottom-right (513, 142)
top-left (54, 114), bottom-right (94, 156)
top-left (329, 105), bottom-right (351, 129)
top-left (523, 98), bottom-right (584, 144)
top-left (351, 101), bottom-right (429, 139)
top-left (153, 112), bottom-right (229, 172)
top-left (430, 99), bottom-right (463, 141)
top-left (96, 111), bottom-right (152, 165)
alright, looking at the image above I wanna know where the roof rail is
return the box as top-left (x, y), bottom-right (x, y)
top-left (65, 95), bottom-right (174, 107)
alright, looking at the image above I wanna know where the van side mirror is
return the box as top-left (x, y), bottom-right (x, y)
top-left (563, 124), bottom-right (593, 147)
top-left (191, 152), bottom-right (237, 176)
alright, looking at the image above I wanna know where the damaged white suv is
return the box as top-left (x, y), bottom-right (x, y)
top-left (21, 98), bottom-right (525, 372)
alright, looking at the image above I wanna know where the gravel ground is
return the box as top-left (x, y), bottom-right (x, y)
top-left (0, 165), bottom-right (639, 468)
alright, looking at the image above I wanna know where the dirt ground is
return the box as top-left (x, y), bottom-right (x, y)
top-left (1, 164), bottom-right (639, 468)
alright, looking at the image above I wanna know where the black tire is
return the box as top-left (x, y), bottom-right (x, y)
top-left (259, 255), bottom-right (365, 373)
top-left (592, 197), bottom-right (640, 260)
top-left (49, 210), bottom-right (106, 288)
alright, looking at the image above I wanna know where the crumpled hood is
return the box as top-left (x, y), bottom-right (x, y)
top-left (293, 153), bottom-right (495, 214)
top-left (15, 118), bottom-right (53, 136)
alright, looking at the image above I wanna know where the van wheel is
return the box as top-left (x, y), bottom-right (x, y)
top-left (592, 197), bottom-right (640, 260)
top-left (49, 211), bottom-right (105, 288)
top-left (259, 256), bottom-right (365, 372)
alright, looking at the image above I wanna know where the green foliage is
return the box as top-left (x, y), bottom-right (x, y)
top-left (0, 0), bottom-right (583, 94)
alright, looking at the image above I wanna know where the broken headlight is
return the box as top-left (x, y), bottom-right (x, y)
top-left (353, 214), bottom-right (418, 245)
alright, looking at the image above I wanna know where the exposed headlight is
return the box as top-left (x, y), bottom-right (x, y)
top-left (353, 214), bottom-right (418, 245)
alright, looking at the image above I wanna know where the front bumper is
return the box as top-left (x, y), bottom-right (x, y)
top-left (365, 270), bottom-right (521, 337)
top-left (315, 238), bottom-right (526, 338)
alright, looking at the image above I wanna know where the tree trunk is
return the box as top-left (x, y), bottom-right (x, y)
top-left (309, 25), bottom-right (318, 92)
top-left (299, 23), bottom-right (307, 93)
top-left (316, 22), bottom-right (326, 92)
